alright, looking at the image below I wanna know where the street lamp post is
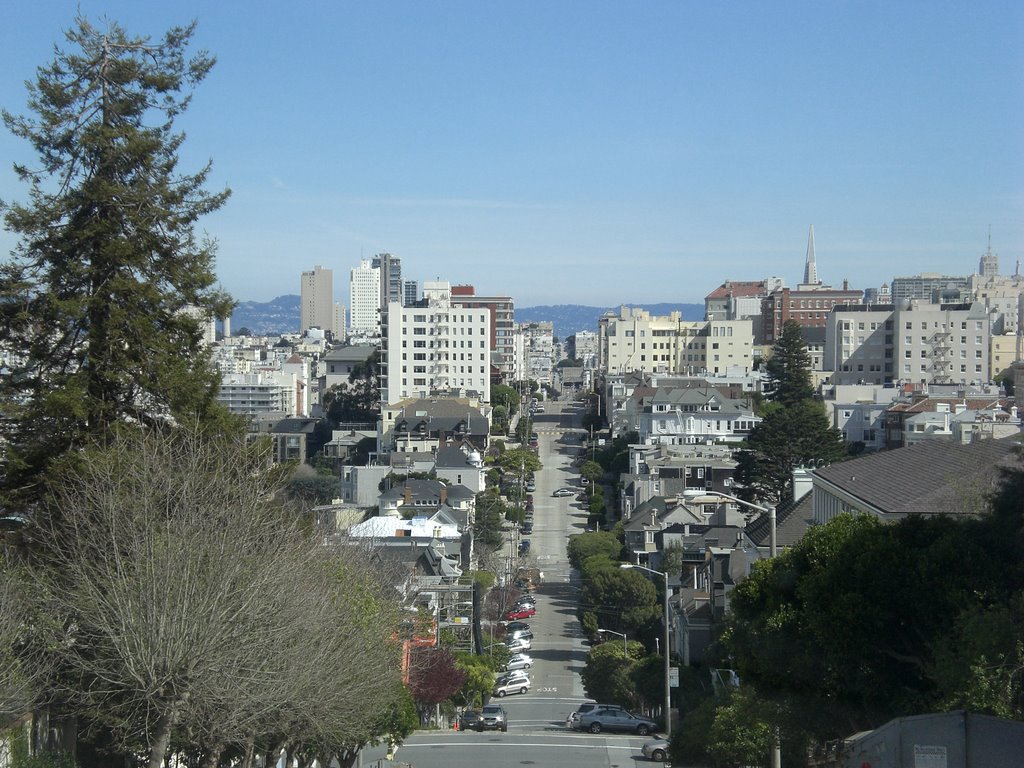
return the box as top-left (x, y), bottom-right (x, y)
top-left (620, 563), bottom-right (671, 741)
top-left (596, 628), bottom-right (628, 657)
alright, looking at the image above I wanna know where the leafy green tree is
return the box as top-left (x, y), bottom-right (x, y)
top-left (0, 17), bottom-right (236, 508)
top-left (578, 561), bottom-right (659, 635)
top-left (705, 688), bottom-right (775, 768)
top-left (734, 400), bottom-right (847, 504)
top-left (490, 384), bottom-right (519, 416)
top-left (724, 512), bottom-right (1018, 740)
top-left (472, 492), bottom-right (507, 551)
top-left (764, 319), bottom-right (815, 407)
top-left (567, 531), bottom-right (621, 570)
top-left (323, 350), bottom-right (381, 424)
top-left (580, 460), bottom-right (603, 485)
top-left (580, 643), bottom-right (638, 709)
top-left (630, 653), bottom-right (668, 714)
top-left (454, 652), bottom-right (501, 708)
top-left (495, 448), bottom-right (542, 481)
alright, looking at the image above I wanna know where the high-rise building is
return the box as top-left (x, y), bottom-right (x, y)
top-left (403, 280), bottom-right (419, 307)
top-left (300, 265), bottom-right (341, 337)
top-left (802, 225), bottom-right (819, 287)
top-left (349, 259), bottom-right (381, 335)
top-left (450, 285), bottom-right (515, 381)
top-left (891, 273), bottom-right (970, 304)
top-left (979, 234), bottom-right (999, 279)
top-left (379, 281), bottom-right (491, 405)
top-left (372, 253), bottom-right (404, 308)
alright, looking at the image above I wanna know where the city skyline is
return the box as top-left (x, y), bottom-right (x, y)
top-left (1, 2), bottom-right (1021, 306)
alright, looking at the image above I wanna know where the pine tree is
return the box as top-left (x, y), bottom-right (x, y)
top-left (738, 320), bottom-right (847, 503)
top-left (735, 400), bottom-right (848, 504)
top-left (0, 16), bottom-right (234, 507)
top-left (764, 319), bottom-right (815, 407)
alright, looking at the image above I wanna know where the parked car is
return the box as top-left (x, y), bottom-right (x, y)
top-left (566, 703), bottom-right (623, 729)
top-left (641, 738), bottom-right (670, 761)
top-left (503, 620), bottom-right (530, 632)
top-left (459, 709), bottom-right (484, 731)
top-left (552, 488), bottom-right (574, 497)
top-left (493, 676), bottom-right (531, 697)
top-left (505, 653), bottom-right (533, 671)
top-left (518, 540), bottom-right (531, 556)
top-left (505, 606), bottom-right (535, 620)
top-left (479, 703), bottom-right (508, 732)
top-left (505, 638), bottom-right (531, 653)
top-left (525, 480), bottom-right (536, 492)
top-left (521, 521), bottom-right (534, 535)
top-left (579, 708), bottom-right (657, 735)
top-left (515, 595), bottom-right (537, 607)
top-left (507, 630), bottom-right (533, 644)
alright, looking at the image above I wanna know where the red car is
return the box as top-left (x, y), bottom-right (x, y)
top-left (505, 606), bottom-right (536, 620)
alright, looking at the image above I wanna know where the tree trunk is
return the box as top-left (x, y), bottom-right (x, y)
top-left (200, 743), bottom-right (224, 768)
top-left (147, 704), bottom-right (179, 768)
top-left (240, 738), bottom-right (255, 768)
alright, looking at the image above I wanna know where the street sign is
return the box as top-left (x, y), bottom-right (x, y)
top-left (669, 666), bottom-right (679, 688)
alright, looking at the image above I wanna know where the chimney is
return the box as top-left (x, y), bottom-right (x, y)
top-left (440, 486), bottom-right (448, 505)
top-left (403, 485), bottom-right (412, 506)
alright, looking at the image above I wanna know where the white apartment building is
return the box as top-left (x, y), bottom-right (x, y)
top-left (349, 259), bottom-right (381, 335)
top-left (300, 265), bottom-right (343, 337)
top-left (568, 330), bottom-right (599, 368)
top-left (520, 321), bottom-right (555, 385)
top-left (217, 370), bottom-right (298, 416)
top-left (970, 273), bottom-right (1024, 335)
top-left (380, 281), bottom-right (491, 405)
top-left (597, 307), bottom-right (754, 376)
top-left (825, 301), bottom-right (992, 387)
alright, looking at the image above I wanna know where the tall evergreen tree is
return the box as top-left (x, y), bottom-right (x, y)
top-left (735, 400), bottom-right (848, 504)
top-left (764, 319), bottom-right (815, 407)
top-left (0, 17), bottom-right (234, 507)
top-left (737, 320), bottom-right (846, 503)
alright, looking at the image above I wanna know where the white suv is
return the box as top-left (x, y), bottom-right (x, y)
top-left (493, 676), bottom-right (531, 697)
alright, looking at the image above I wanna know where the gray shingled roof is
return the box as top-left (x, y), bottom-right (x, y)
top-left (813, 436), bottom-right (1023, 517)
top-left (745, 493), bottom-right (813, 548)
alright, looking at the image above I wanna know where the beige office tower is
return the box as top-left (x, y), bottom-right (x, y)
top-left (300, 265), bottom-right (341, 337)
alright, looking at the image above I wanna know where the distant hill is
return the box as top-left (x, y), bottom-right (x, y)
top-left (229, 296), bottom-right (704, 340)
top-left (230, 294), bottom-right (300, 336)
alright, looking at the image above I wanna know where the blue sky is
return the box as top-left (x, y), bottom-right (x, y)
top-left (2, 2), bottom-right (1022, 307)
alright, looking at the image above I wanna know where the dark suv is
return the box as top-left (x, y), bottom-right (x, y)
top-left (480, 703), bottom-right (508, 732)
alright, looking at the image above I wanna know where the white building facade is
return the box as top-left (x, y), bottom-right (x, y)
top-left (826, 301), bottom-right (993, 387)
top-left (598, 307), bottom-right (754, 376)
top-left (380, 281), bottom-right (491, 405)
top-left (349, 259), bottom-right (381, 335)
